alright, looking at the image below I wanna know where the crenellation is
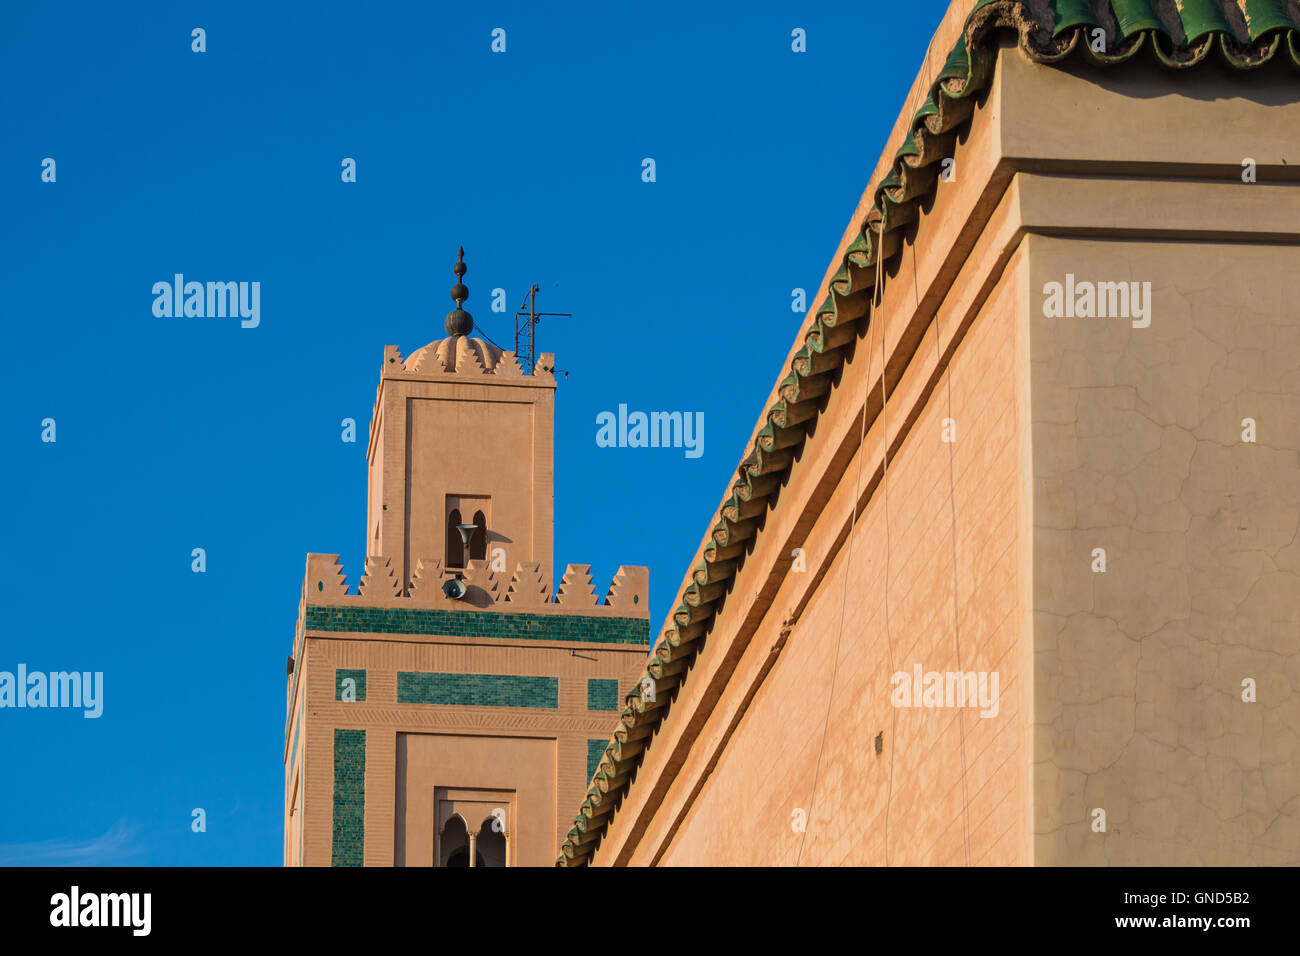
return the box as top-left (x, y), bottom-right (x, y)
top-left (604, 566), bottom-right (648, 611)
top-left (462, 559), bottom-right (502, 604)
top-left (306, 554), bottom-right (349, 600)
top-left (393, 335), bottom-right (516, 378)
top-left (533, 352), bottom-right (556, 380)
top-left (358, 555), bottom-right (401, 601)
top-left (300, 554), bottom-right (644, 616)
top-left (556, 564), bottom-right (598, 607)
top-left (409, 557), bottom-right (448, 600)
top-left (457, 341), bottom-right (487, 375)
top-left (495, 351), bottom-right (524, 378)
top-left (506, 561), bottom-right (550, 606)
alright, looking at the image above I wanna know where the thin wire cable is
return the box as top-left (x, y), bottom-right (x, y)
top-left (875, 226), bottom-right (898, 867)
top-left (794, 249), bottom-right (876, 868)
top-left (798, 45), bottom-right (949, 865)
top-left (789, 219), bottom-right (897, 865)
top-left (916, 235), bottom-right (973, 867)
top-left (911, 45), bottom-right (973, 867)
top-left (475, 321), bottom-right (508, 354)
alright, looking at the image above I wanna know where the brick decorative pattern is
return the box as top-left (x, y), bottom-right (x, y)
top-left (586, 678), bottom-right (620, 711)
top-left (331, 729), bottom-right (366, 867)
top-left (587, 739), bottom-right (606, 782)
top-left (396, 672), bottom-right (559, 709)
top-left (335, 668), bottom-right (367, 701)
top-left (305, 604), bottom-right (648, 646)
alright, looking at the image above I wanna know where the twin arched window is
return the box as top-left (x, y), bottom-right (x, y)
top-left (445, 508), bottom-right (487, 568)
top-left (438, 814), bottom-right (507, 867)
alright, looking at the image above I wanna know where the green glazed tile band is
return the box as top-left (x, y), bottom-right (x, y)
top-left (305, 604), bottom-right (649, 646)
top-left (335, 668), bottom-right (367, 701)
top-left (587, 739), bottom-right (607, 782)
top-left (332, 729), bottom-right (366, 867)
top-left (397, 672), bottom-right (560, 709)
top-left (587, 678), bottom-right (620, 711)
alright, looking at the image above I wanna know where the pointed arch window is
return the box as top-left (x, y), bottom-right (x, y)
top-left (434, 790), bottom-right (513, 867)
top-left (474, 817), bottom-right (506, 867)
top-left (470, 510), bottom-right (487, 562)
top-left (440, 815), bottom-right (484, 867)
top-left (446, 509), bottom-right (464, 568)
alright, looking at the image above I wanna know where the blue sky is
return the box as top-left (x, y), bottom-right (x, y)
top-left (0, 0), bottom-right (951, 865)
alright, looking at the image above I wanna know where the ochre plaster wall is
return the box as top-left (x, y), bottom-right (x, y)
top-left (659, 250), bottom-right (1032, 865)
top-left (1028, 235), bottom-right (1300, 865)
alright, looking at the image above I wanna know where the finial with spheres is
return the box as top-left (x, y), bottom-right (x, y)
top-left (445, 246), bottom-right (473, 336)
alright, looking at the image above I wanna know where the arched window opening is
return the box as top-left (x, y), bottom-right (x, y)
top-left (446, 509), bottom-right (464, 568)
top-left (476, 818), bottom-right (507, 867)
top-left (440, 815), bottom-right (485, 867)
top-left (470, 510), bottom-right (488, 562)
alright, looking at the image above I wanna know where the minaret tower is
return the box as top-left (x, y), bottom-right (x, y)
top-left (364, 248), bottom-right (556, 592)
top-left (285, 248), bottom-right (649, 868)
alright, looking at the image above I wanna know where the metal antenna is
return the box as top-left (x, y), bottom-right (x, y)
top-left (513, 284), bottom-right (571, 376)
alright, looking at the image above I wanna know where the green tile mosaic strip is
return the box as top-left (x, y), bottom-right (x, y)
top-left (587, 739), bottom-right (607, 782)
top-left (397, 672), bottom-right (559, 709)
top-left (305, 604), bottom-right (648, 646)
top-left (332, 729), bottom-right (366, 867)
top-left (335, 668), bottom-right (367, 702)
top-left (587, 678), bottom-right (620, 711)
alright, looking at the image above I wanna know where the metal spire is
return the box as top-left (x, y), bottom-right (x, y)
top-left (445, 246), bottom-right (473, 336)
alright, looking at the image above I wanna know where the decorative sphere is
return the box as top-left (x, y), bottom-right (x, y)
top-left (450, 283), bottom-right (468, 303)
top-left (445, 308), bottom-right (474, 336)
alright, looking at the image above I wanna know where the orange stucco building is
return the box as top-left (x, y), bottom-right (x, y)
top-left (283, 252), bottom-right (650, 866)
top-left (560, 0), bottom-right (1300, 865)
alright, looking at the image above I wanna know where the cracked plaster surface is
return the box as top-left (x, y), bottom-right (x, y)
top-left (1029, 236), bottom-right (1300, 865)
